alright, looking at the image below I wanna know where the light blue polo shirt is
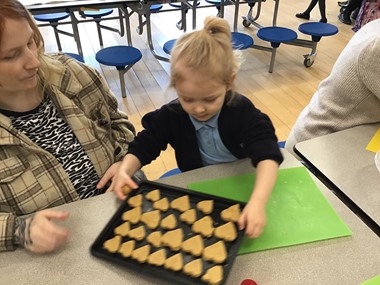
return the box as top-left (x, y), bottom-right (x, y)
top-left (189, 113), bottom-right (238, 166)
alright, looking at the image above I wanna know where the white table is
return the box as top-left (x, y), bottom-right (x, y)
top-left (294, 123), bottom-right (380, 236)
top-left (0, 150), bottom-right (379, 285)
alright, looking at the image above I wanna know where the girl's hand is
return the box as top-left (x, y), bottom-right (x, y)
top-left (109, 172), bottom-right (139, 200)
top-left (97, 161), bottom-right (122, 192)
top-left (23, 209), bottom-right (70, 253)
top-left (105, 154), bottom-right (141, 200)
top-left (238, 200), bottom-right (267, 238)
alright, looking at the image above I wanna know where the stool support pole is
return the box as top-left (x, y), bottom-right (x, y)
top-left (69, 11), bottom-right (83, 57)
top-left (118, 70), bottom-right (127, 98)
top-left (118, 65), bottom-right (134, 98)
top-left (52, 25), bottom-right (63, 51)
top-left (269, 47), bottom-right (278, 73)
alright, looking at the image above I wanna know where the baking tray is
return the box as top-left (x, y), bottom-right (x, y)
top-left (90, 180), bottom-right (246, 285)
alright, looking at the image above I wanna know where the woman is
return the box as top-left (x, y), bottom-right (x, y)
top-left (0, 0), bottom-right (138, 253)
top-left (285, 19), bottom-right (380, 158)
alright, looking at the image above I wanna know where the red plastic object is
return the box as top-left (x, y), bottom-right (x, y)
top-left (240, 279), bottom-right (258, 285)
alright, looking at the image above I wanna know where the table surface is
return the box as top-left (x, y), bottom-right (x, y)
top-left (294, 123), bottom-right (380, 235)
top-left (0, 150), bottom-right (379, 285)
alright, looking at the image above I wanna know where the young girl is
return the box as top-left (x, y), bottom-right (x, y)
top-left (105, 16), bottom-right (283, 238)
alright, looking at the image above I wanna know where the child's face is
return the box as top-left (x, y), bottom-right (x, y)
top-left (174, 63), bottom-right (229, 122)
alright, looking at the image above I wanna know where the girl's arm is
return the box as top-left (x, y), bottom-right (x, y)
top-left (238, 159), bottom-right (279, 238)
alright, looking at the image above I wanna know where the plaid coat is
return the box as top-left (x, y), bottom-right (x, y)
top-left (0, 54), bottom-right (135, 251)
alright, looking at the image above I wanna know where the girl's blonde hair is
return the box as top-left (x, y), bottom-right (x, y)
top-left (170, 16), bottom-right (242, 93)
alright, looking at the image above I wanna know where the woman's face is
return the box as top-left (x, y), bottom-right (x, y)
top-left (0, 18), bottom-right (41, 96)
top-left (174, 61), bottom-right (229, 122)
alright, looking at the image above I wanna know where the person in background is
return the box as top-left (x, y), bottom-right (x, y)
top-left (0, 0), bottom-right (140, 253)
top-left (338, 0), bottom-right (364, 24)
top-left (285, 19), bottom-right (380, 158)
top-left (106, 16), bottom-right (284, 239)
top-left (296, 0), bottom-right (328, 23)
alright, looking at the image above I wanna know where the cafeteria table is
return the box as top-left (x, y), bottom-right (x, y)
top-left (22, 0), bottom-right (141, 55)
top-left (294, 123), bottom-right (380, 236)
top-left (0, 150), bottom-right (379, 285)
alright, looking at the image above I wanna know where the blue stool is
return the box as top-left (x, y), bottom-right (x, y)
top-left (34, 13), bottom-right (72, 52)
top-left (80, 8), bottom-right (124, 47)
top-left (231, 32), bottom-right (254, 50)
top-left (297, 22), bottom-right (338, 67)
top-left (95, 46), bottom-right (142, 98)
top-left (257, 26), bottom-right (297, 73)
top-left (163, 39), bottom-right (176, 55)
top-left (64, 52), bottom-right (85, 63)
top-left (159, 168), bottom-right (182, 179)
top-left (136, 4), bottom-right (163, 35)
top-left (205, 0), bottom-right (223, 17)
top-left (169, 1), bottom-right (200, 30)
top-left (163, 32), bottom-right (254, 55)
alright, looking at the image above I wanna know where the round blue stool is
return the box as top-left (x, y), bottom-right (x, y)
top-left (64, 52), bottom-right (85, 63)
top-left (95, 46), bottom-right (142, 98)
top-left (163, 32), bottom-right (254, 55)
top-left (205, 0), bottom-right (223, 17)
top-left (298, 22), bottom-right (338, 42)
top-left (298, 22), bottom-right (338, 67)
top-left (257, 26), bottom-right (297, 73)
top-left (231, 32), bottom-right (254, 50)
top-left (81, 9), bottom-right (125, 47)
top-left (150, 4), bottom-right (163, 12)
top-left (163, 39), bottom-right (176, 55)
top-left (34, 13), bottom-right (70, 51)
top-left (159, 168), bottom-right (182, 179)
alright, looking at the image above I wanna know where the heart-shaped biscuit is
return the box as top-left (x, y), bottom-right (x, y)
top-left (128, 194), bottom-right (143, 208)
top-left (183, 258), bottom-right (203, 278)
top-left (181, 234), bottom-right (204, 256)
top-left (203, 241), bottom-right (227, 264)
top-left (122, 185), bottom-right (133, 196)
top-left (114, 221), bottom-right (130, 237)
top-left (146, 231), bottom-right (162, 247)
top-left (146, 189), bottom-right (160, 202)
top-left (118, 240), bottom-right (135, 257)
top-left (103, 235), bottom-right (121, 253)
top-left (122, 206), bottom-right (141, 224)
top-left (221, 204), bottom-right (241, 222)
top-left (147, 248), bottom-right (166, 266)
top-left (153, 197), bottom-right (169, 212)
top-left (160, 214), bottom-right (177, 230)
top-left (141, 210), bottom-right (161, 229)
top-left (201, 265), bottom-right (223, 285)
top-left (128, 225), bottom-right (146, 241)
top-left (170, 195), bottom-right (190, 212)
top-left (164, 253), bottom-right (183, 272)
top-left (192, 216), bottom-right (214, 238)
top-left (197, 200), bottom-right (214, 215)
top-left (131, 244), bottom-right (151, 263)
top-left (162, 228), bottom-right (183, 251)
top-left (179, 209), bottom-right (197, 224)
top-left (214, 221), bottom-right (237, 242)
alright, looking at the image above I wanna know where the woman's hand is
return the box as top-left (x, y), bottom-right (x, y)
top-left (238, 199), bottom-right (267, 238)
top-left (21, 209), bottom-right (70, 254)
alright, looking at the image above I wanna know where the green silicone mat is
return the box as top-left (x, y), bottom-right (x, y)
top-left (187, 167), bottom-right (352, 254)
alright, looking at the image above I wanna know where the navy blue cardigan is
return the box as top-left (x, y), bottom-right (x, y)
top-left (128, 93), bottom-right (283, 172)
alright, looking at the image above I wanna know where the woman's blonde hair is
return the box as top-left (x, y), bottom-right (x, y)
top-left (0, 0), bottom-right (49, 93)
top-left (170, 16), bottom-right (242, 93)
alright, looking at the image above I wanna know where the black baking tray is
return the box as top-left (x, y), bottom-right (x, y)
top-left (90, 180), bottom-right (246, 285)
